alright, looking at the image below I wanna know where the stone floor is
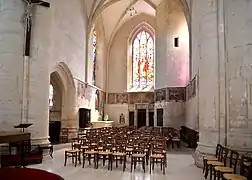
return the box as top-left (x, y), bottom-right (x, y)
top-left (29, 146), bottom-right (204, 180)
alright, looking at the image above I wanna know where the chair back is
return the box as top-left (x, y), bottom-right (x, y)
top-left (228, 150), bottom-right (239, 173)
top-left (220, 147), bottom-right (229, 165)
top-left (240, 155), bottom-right (252, 177)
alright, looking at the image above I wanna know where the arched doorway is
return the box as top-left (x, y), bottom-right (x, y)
top-left (49, 72), bottom-right (63, 143)
top-left (49, 62), bottom-right (76, 144)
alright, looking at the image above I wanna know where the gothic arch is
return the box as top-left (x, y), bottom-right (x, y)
top-left (51, 62), bottom-right (76, 128)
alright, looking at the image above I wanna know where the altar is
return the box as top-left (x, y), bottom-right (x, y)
top-left (91, 121), bottom-right (113, 128)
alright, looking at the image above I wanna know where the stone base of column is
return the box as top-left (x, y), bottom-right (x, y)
top-left (193, 142), bottom-right (216, 168)
top-left (31, 136), bottom-right (50, 146)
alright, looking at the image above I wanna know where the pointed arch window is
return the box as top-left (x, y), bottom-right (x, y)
top-left (92, 29), bottom-right (97, 85)
top-left (132, 30), bottom-right (154, 89)
top-left (49, 84), bottom-right (54, 107)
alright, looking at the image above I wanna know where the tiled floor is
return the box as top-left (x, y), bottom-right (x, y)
top-left (30, 148), bottom-right (204, 180)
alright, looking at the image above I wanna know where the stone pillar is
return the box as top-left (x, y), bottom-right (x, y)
top-left (146, 108), bottom-right (149, 126)
top-left (193, 0), bottom-right (221, 167)
top-left (0, 1), bottom-right (25, 131)
top-left (134, 108), bottom-right (137, 127)
top-left (222, 0), bottom-right (252, 152)
top-left (27, 2), bottom-right (52, 145)
top-left (193, 0), bottom-right (252, 167)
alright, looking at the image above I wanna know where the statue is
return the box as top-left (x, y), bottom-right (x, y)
top-left (119, 113), bottom-right (125, 124)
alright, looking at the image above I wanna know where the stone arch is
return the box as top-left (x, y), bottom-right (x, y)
top-left (51, 62), bottom-right (76, 129)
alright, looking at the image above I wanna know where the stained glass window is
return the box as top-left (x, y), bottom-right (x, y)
top-left (132, 30), bottom-right (154, 88)
top-left (92, 29), bottom-right (97, 85)
top-left (49, 84), bottom-right (54, 107)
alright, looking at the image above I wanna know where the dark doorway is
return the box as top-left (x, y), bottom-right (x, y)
top-left (137, 109), bottom-right (146, 129)
top-left (149, 111), bottom-right (154, 126)
top-left (79, 108), bottom-right (91, 128)
top-left (49, 121), bottom-right (61, 144)
top-left (157, 109), bottom-right (163, 127)
top-left (129, 111), bottom-right (134, 126)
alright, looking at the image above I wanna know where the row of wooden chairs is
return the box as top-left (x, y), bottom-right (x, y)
top-left (64, 126), bottom-right (167, 174)
top-left (203, 144), bottom-right (252, 180)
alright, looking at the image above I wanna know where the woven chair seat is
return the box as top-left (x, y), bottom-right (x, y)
top-left (132, 153), bottom-right (145, 158)
top-left (113, 152), bottom-right (126, 156)
top-left (98, 151), bottom-right (112, 155)
top-left (84, 150), bottom-right (97, 154)
top-left (150, 154), bottom-right (164, 159)
top-left (207, 161), bottom-right (224, 166)
top-left (65, 149), bottom-right (79, 153)
top-left (214, 166), bottom-right (233, 173)
top-left (204, 155), bottom-right (218, 161)
top-left (223, 174), bottom-right (246, 180)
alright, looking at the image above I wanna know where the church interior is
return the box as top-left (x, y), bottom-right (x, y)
top-left (1, 0), bottom-right (252, 179)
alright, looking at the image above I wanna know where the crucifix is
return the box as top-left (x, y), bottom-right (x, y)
top-left (22, 0), bottom-right (50, 56)
top-left (21, 0), bottom-right (50, 124)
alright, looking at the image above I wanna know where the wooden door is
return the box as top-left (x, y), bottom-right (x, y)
top-left (79, 108), bottom-right (91, 128)
top-left (137, 109), bottom-right (146, 129)
top-left (149, 111), bottom-right (154, 126)
top-left (129, 111), bottom-right (134, 126)
top-left (157, 109), bottom-right (163, 127)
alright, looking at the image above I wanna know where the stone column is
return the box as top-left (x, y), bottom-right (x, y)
top-left (0, 1), bottom-right (25, 131)
top-left (193, 0), bottom-right (221, 167)
top-left (193, 0), bottom-right (252, 167)
top-left (27, 1), bottom-right (52, 145)
top-left (146, 107), bottom-right (149, 126)
top-left (134, 108), bottom-right (137, 127)
top-left (222, 0), bottom-right (252, 152)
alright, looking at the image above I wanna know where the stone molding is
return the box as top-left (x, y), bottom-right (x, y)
top-left (186, 76), bottom-right (196, 100)
top-left (107, 92), bottom-right (154, 104)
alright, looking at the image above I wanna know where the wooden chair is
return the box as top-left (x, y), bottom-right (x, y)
top-left (64, 149), bottom-right (81, 167)
top-left (203, 144), bottom-right (223, 173)
top-left (149, 146), bottom-right (166, 174)
top-left (82, 143), bottom-right (98, 169)
top-left (213, 150), bottom-right (239, 180)
top-left (223, 156), bottom-right (252, 180)
top-left (111, 145), bottom-right (127, 171)
top-left (97, 144), bottom-right (112, 170)
top-left (131, 146), bottom-right (146, 173)
top-left (60, 128), bottom-right (69, 143)
top-left (205, 147), bottom-right (229, 180)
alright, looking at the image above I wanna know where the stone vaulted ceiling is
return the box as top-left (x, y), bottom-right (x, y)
top-left (83, 0), bottom-right (190, 46)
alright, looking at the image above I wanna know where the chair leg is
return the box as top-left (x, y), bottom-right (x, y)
top-left (217, 171), bottom-right (221, 180)
top-left (210, 165), bottom-right (213, 180)
top-left (123, 156), bottom-right (126, 172)
top-left (130, 156), bottom-right (133, 172)
top-left (163, 159), bottom-right (165, 175)
top-left (214, 168), bottom-right (217, 180)
top-left (82, 154), bottom-right (85, 168)
top-left (75, 154), bottom-right (77, 167)
top-left (204, 163), bottom-right (209, 179)
top-left (150, 158), bottom-right (152, 174)
top-left (64, 153), bottom-right (67, 166)
top-left (203, 159), bottom-right (206, 173)
top-left (143, 158), bottom-right (145, 173)
top-left (78, 152), bottom-right (81, 164)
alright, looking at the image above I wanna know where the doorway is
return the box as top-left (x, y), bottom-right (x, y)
top-left (149, 111), bottom-right (154, 126)
top-left (157, 109), bottom-right (164, 127)
top-left (129, 111), bottom-right (134, 126)
top-left (79, 108), bottom-right (91, 128)
top-left (49, 72), bottom-right (63, 144)
top-left (137, 109), bottom-right (146, 129)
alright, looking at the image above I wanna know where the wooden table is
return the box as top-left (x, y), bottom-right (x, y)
top-left (0, 132), bottom-right (31, 167)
